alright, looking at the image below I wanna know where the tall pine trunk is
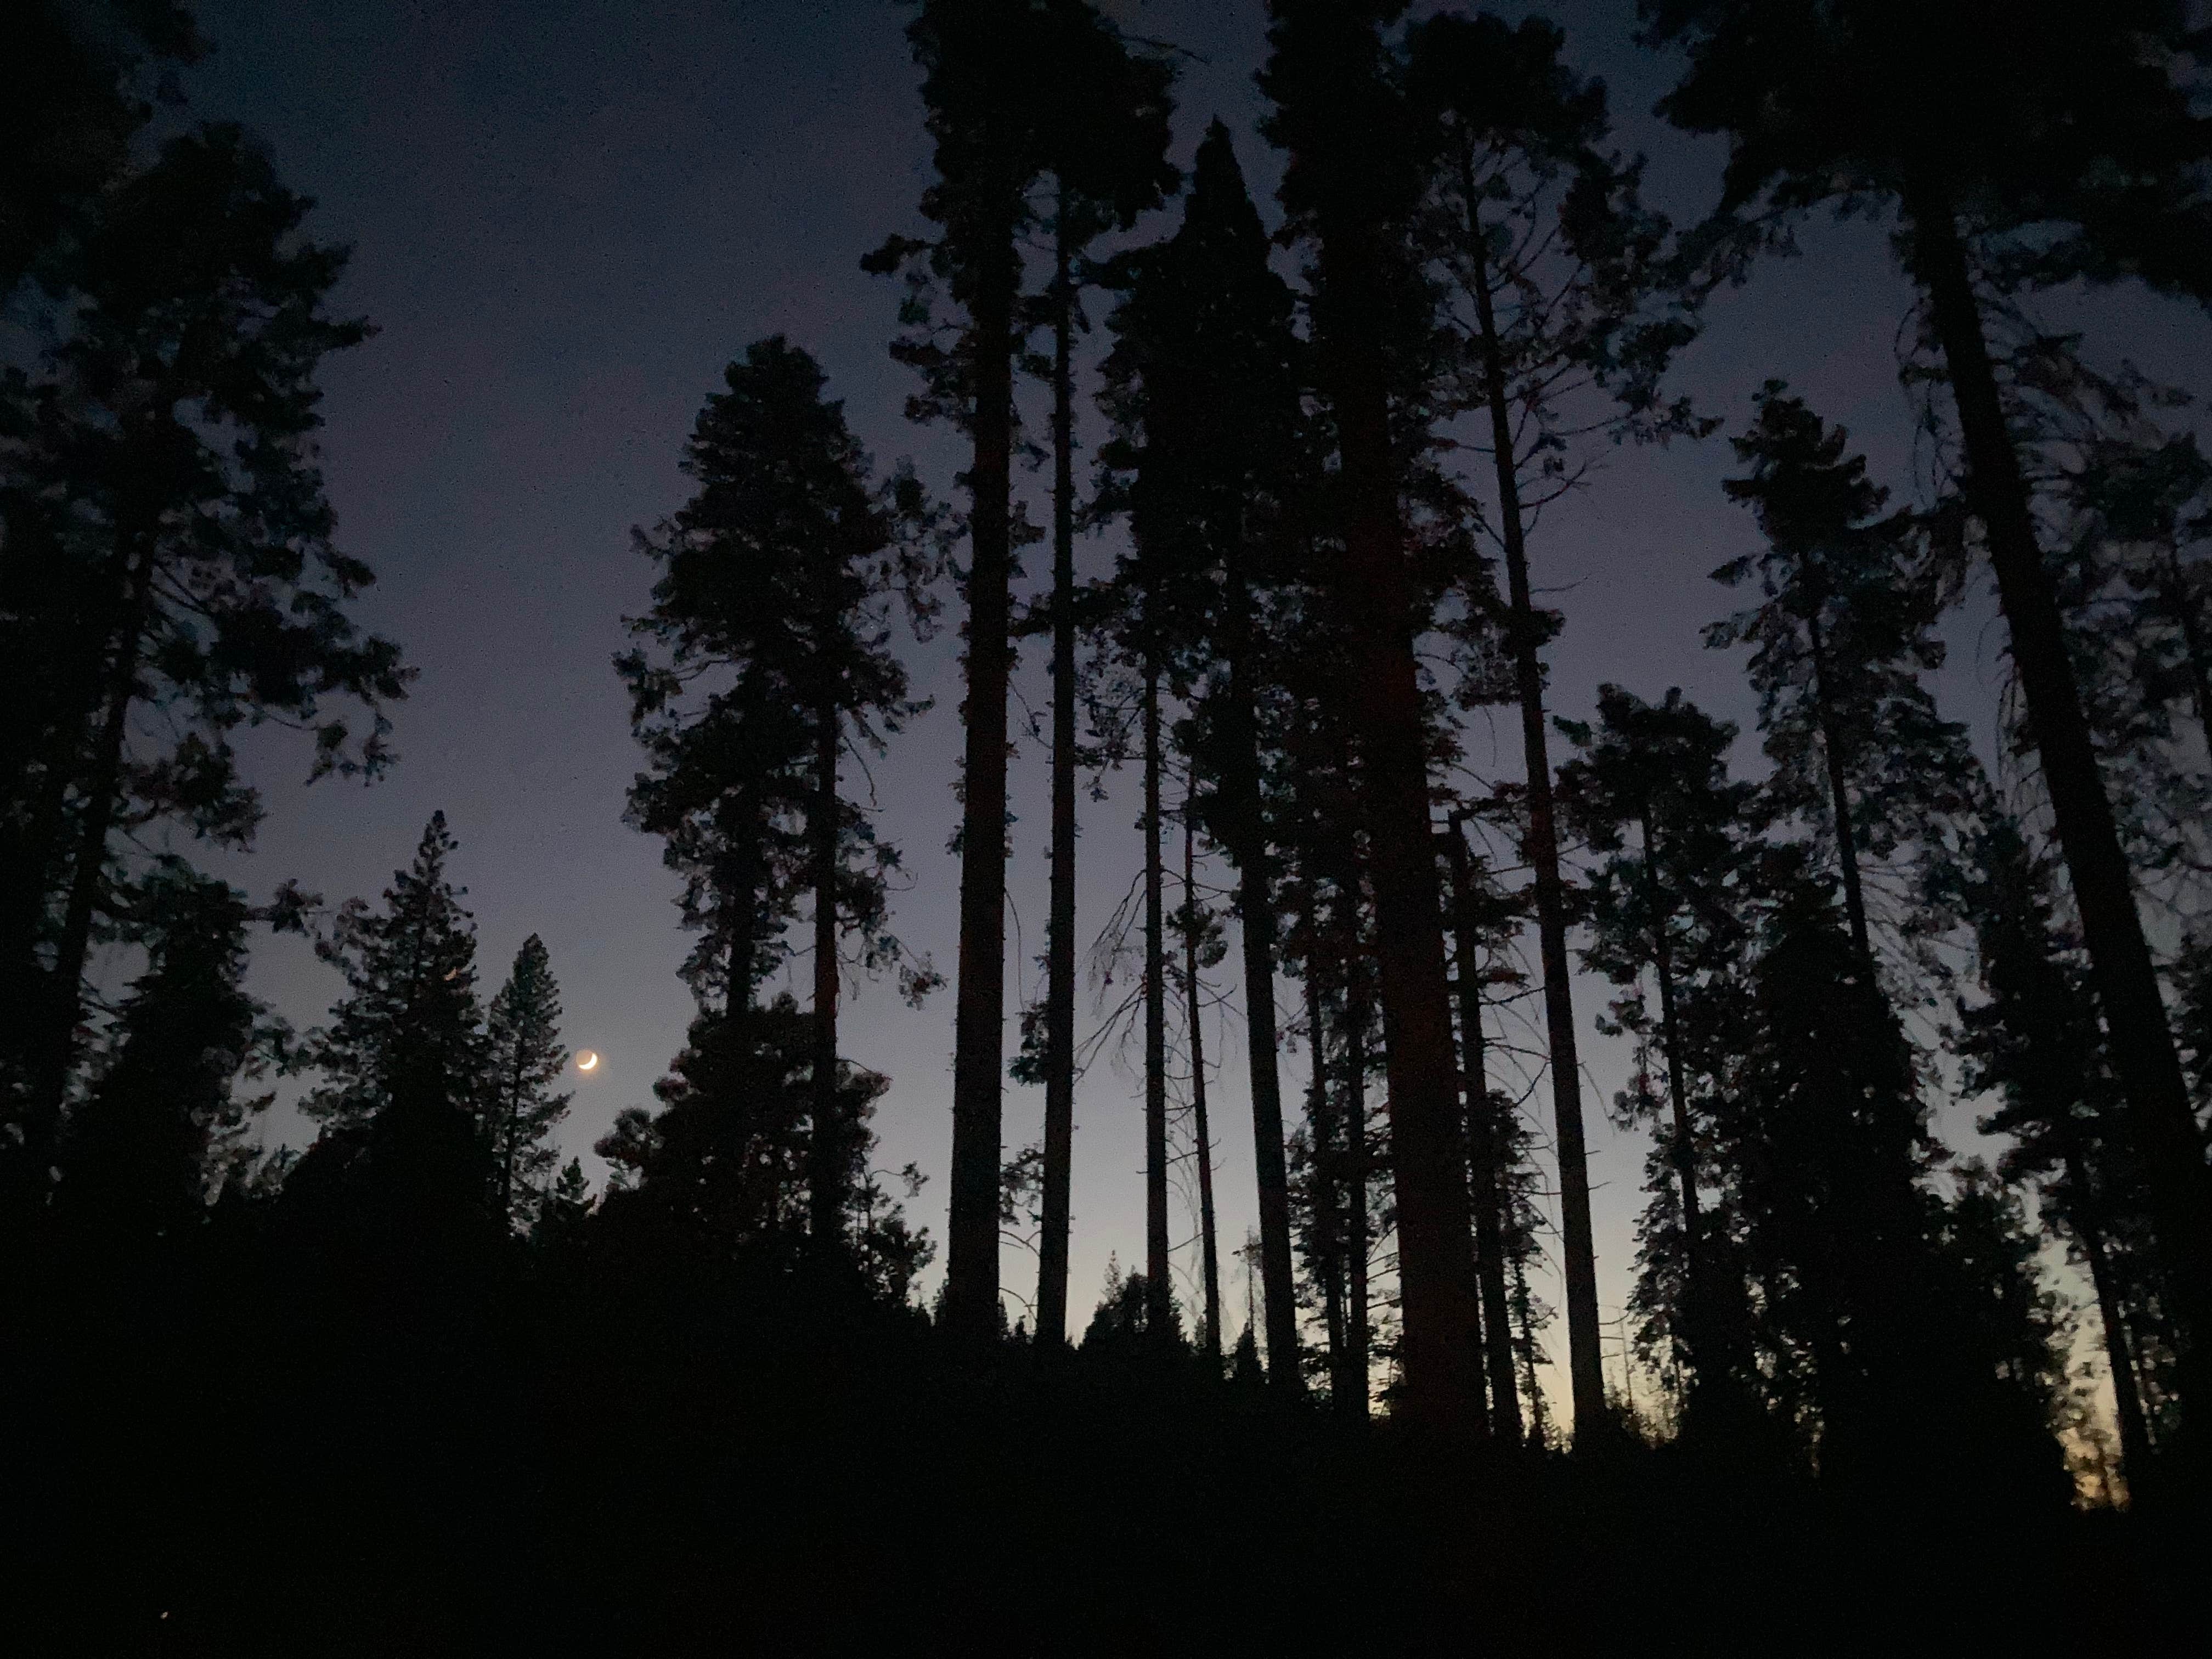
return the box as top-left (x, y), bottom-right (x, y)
top-left (34, 528), bottom-right (157, 1136)
top-left (1468, 234), bottom-right (1604, 1435)
top-left (1446, 822), bottom-right (1519, 1443)
top-left (1305, 950), bottom-right (1350, 1400)
top-left (944, 206), bottom-right (1018, 1345)
top-left (2071, 1192), bottom-right (2156, 1492)
top-left (1638, 811), bottom-right (1705, 1372)
top-left (1512, 1243), bottom-right (1549, 1450)
top-left (497, 1050), bottom-right (526, 1231)
top-left (1186, 792), bottom-right (1222, 1361)
top-left (1218, 555), bottom-right (1300, 1385)
top-left (1804, 610), bottom-right (1871, 959)
top-left (1341, 960), bottom-right (1373, 1421)
top-left (809, 699), bottom-right (844, 1245)
top-left (1037, 204), bottom-right (1079, 1350)
top-left (1301, 166), bottom-right (1482, 1430)
top-left (1143, 662), bottom-right (1171, 1335)
top-left (1907, 177), bottom-right (2212, 1403)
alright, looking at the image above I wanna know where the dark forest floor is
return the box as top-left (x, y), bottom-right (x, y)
top-left (2, 1241), bottom-right (2198, 1656)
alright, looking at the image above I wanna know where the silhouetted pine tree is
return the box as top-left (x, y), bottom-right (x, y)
top-left (1406, 12), bottom-right (1706, 1434)
top-left (1262, 0), bottom-right (1482, 1434)
top-left (55, 862), bottom-right (266, 1254)
top-left (1178, 789), bottom-right (1226, 1364)
top-left (1946, 818), bottom-right (2174, 1486)
top-left (1713, 387), bottom-right (1977, 967)
top-left (620, 336), bottom-right (928, 1248)
top-left (1098, 120), bottom-right (1309, 1384)
top-left (1731, 893), bottom-right (1932, 1479)
top-left (307, 815), bottom-right (483, 1134)
top-left (482, 935), bottom-right (571, 1234)
top-left (0, 126), bottom-right (403, 1212)
top-left (1442, 816), bottom-right (1523, 1442)
top-left (1023, 0), bottom-right (1177, 1356)
top-left (1967, 328), bottom-right (2212, 887)
top-left (295, 814), bottom-right (494, 1248)
top-left (1079, 1254), bottom-right (1182, 1364)
top-left (532, 1156), bottom-right (594, 1254)
top-left (1556, 685), bottom-right (1754, 1418)
top-left (1646, 0), bottom-right (2212, 1431)
top-left (595, 996), bottom-right (887, 1270)
top-left (864, 0), bottom-right (1059, 1341)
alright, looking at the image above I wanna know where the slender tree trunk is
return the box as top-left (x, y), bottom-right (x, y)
top-left (944, 209), bottom-right (1018, 1346)
top-left (2072, 1196), bottom-right (2156, 1494)
top-left (1218, 556), bottom-right (1300, 1386)
top-left (1312, 212), bottom-right (1481, 1435)
top-left (33, 530), bottom-right (157, 1137)
top-left (3, 715), bottom-right (87, 1081)
top-left (1185, 791), bottom-right (1222, 1362)
top-left (1306, 951), bottom-right (1349, 1397)
top-left (1143, 663), bottom-right (1171, 1337)
top-left (499, 1052), bottom-right (527, 1231)
top-left (809, 700), bottom-right (844, 1246)
top-left (1341, 959), bottom-right (1372, 1423)
top-left (1908, 177), bottom-right (2212, 1398)
top-left (1637, 811), bottom-right (1705, 1363)
top-left (1446, 821), bottom-right (1520, 1444)
top-left (1037, 203), bottom-right (1079, 1350)
top-left (1468, 229), bottom-right (1605, 1436)
top-left (723, 824), bottom-right (764, 1017)
top-left (1513, 1245), bottom-right (1549, 1451)
top-left (1804, 610), bottom-right (1871, 960)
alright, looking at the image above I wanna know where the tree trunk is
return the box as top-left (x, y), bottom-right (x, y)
top-left (1143, 663), bottom-right (1172, 1338)
top-left (809, 698), bottom-right (844, 1246)
top-left (723, 821), bottom-right (765, 1016)
top-left (944, 209), bottom-right (1018, 1346)
top-left (498, 1049), bottom-right (527, 1231)
top-left (33, 528), bottom-right (157, 1137)
top-left (1186, 791), bottom-right (1222, 1362)
top-left (1304, 189), bottom-right (1481, 1432)
top-left (1341, 958), bottom-right (1373, 1423)
top-left (1037, 202), bottom-right (1079, 1350)
top-left (1804, 609), bottom-right (1871, 960)
top-left (1446, 821), bottom-right (1519, 1444)
top-left (1306, 949), bottom-right (1349, 1396)
top-left (1218, 556), bottom-right (1300, 1387)
top-left (2073, 1197), bottom-right (2157, 1494)
top-left (1513, 1245), bottom-right (1549, 1451)
top-left (1638, 810), bottom-right (1705, 1366)
top-left (1468, 227), bottom-right (1605, 1436)
top-left (1908, 175), bottom-right (2212, 1400)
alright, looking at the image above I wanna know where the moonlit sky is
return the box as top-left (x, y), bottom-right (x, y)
top-left (168, 0), bottom-right (2212, 1414)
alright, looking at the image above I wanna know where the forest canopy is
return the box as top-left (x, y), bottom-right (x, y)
top-left (4, 0), bottom-right (2209, 1646)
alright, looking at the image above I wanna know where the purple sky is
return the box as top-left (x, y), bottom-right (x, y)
top-left (174, 1), bottom-right (2212, 1414)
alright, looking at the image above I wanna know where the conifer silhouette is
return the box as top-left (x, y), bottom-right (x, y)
top-left (1647, 0), bottom-right (2212, 1441)
top-left (482, 935), bottom-right (571, 1234)
top-left (1099, 119), bottom-right (1308, 1385)
top-left (0, 125), bottom-right (402, 1206)
top-left (1024, 0), bottom-right (1177, 1353)
top-left (620, 336), bottom-right (926, 1247)
top-left (1262, 0), bottom-right (1480, 1434)
top-left (865, 0), bottom-right (1052, 1341)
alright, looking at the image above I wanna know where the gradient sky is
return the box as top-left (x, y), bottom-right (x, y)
top-left (172, 0), bottom-right (2212, 1414)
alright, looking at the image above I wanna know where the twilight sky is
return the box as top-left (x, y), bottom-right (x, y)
top-left (173, 0), bottom-right (2212, 1409)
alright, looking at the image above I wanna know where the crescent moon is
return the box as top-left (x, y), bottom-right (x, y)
top-left (576, 1050), bottom-right (600, 1073)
